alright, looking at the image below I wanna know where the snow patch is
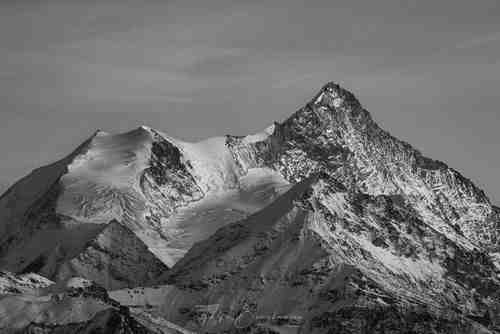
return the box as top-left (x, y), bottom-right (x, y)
top-left (356, 236), bottom-right (445, 283)
top-left (241, 124), bottom-right (276, 144)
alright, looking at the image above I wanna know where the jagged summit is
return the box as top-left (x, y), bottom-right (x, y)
top-left (228, 82), bottom-right (496, 250)
top-left (314, 81), bottom-right (364, 109)
top-left (139, 124), bottom-right (152, 131)
top-left (93, 129), bottom-right (109, 137)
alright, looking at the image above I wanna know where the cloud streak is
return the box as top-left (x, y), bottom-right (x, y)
top-left (454, 31), bottom-right (500, 49)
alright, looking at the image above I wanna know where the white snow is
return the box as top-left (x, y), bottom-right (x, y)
top-left (41, 124), bottom-right (291, 268)
top-left (492, 252), bottom-right (500, 273)
top-left (138, 168), bottom-right (290, 267)
top-left (241, 124), bottom-right (276, 144)
top-left (179, 136), bottom-right (241, 193)
top-left (57, 127), bottom-right (152, 224)
top-left (64, 277), bottom-right (94, 289)
top-left (356, 236), bottom-right (445, 283)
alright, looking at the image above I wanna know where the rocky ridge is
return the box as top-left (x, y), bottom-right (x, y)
top-left (226, 83), bottom-right (495, 250)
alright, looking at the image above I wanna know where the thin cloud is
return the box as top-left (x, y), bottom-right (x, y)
top-left (454, 31), bottom-right (500, 49)
top-left (435, 31), bottom-right (500, 57)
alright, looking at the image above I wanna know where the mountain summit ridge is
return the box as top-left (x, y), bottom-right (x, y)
top-left (227, 82), bottom-right (497, 250)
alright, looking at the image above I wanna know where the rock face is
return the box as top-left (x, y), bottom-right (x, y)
top-left (16, 309), bottom-right (156, 334)
top-left (0, 271), bottom-right (53, 295)
top-left (0, 82), bottom-right (499, 333)
top-left (50, 220), bottom-right (169, 290)
top-left (226, 83), bottom-right (494, 250)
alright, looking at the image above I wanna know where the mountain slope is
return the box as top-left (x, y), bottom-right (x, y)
top-left (48, 220), bottom-right (169, 290)
top-left (0, 122), bottom-right (288, 287)
top-left (154, 174), bottom-right (499, 333)
top-left (0, 277), bottom-right (186, 333)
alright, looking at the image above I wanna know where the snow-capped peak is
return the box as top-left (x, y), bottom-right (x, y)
top-left (1, 81), bottom-right (499, 334)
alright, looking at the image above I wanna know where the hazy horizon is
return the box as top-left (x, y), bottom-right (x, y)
top-left (1, 0), bottom-right (499, 203)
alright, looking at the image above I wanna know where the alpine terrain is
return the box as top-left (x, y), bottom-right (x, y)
top-left (0, 82), bottom-right (499, 333)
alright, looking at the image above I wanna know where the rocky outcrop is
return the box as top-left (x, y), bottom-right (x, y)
top-left (0, 271), bottom-right (53, 295)
top-left (49, 220), bottom-right (169, 290)
top-left (15, 308), bottom-right (157, 334)
top-left (140, 129), bottom-right (204, 236)
top-left (0, 278), bottom-right (164, 334)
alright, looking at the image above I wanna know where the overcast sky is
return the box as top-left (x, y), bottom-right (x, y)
top-left (0, 0), bottom-right (499, 202)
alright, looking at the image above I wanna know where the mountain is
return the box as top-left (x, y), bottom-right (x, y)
top-left (0, 126), bottom-right (285, 287)
top-left (0, 82), bottom-right (499, 333)
top-left (157, 174), bottom-right (499, 333)
top-left (0, 276), bottom-right (175, 333)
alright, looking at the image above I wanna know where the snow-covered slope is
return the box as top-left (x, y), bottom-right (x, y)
top-left (0, 82), bottom-right (499, 333)
top-left (0, 123), bottom-right (287, 286)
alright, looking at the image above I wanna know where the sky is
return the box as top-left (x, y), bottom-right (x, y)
top-left (0, 0), bottom-right (499, 202)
